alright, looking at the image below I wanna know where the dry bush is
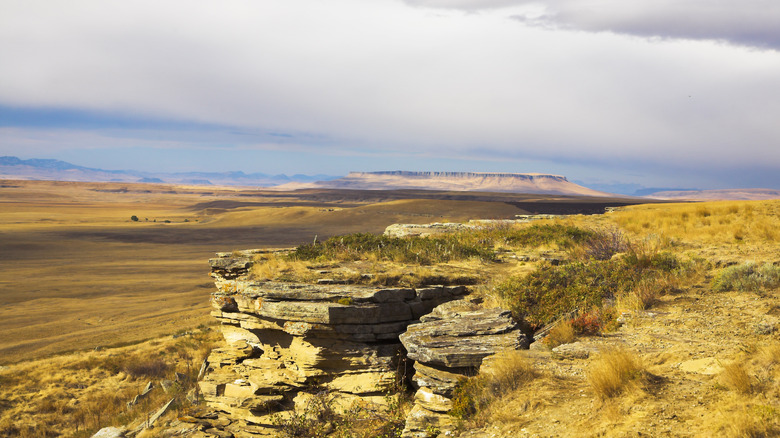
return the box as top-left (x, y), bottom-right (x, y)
top-left (544, 320), bottom-right (575, 349)
top-left (569, 227), bottom-right (628, 261)
top-left (124, 357), bottom-right (170, 379)
top-left (588, 348), bottom-right (645, 399)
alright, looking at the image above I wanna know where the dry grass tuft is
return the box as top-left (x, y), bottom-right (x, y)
top-left (451, 350), bottom-right (536, 423)
top-left (124, 357), bottom-right (170, 379)
top-left (720, 362), bottom-right (754, 394)
top-left (588, 348), bottom-right (645, 399)
top-left (544, 320), bottom-right (576, 349)
top-left (482, 350), bottom-right (537, 393)
top-left (756, 343), bottom-right (780, 369)
top-left (251, 253), bottom-right (314, 282)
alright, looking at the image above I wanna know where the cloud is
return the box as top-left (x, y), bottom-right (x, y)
top-left (1, 0), bottom-right (779, 188)
top-left (405, 0), bottom-right (780, 50)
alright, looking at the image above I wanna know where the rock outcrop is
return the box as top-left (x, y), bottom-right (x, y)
top-left (200, 250), bottom-right (470, 435)
top-left (399, 300), bottom-right (530, 437)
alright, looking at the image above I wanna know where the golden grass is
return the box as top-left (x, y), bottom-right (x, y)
top-left (710, 341), bottom-right (780, 436)
top-left (0, 328), bottom-right (220, 437)
top-left (720, 405), bottom-right (780, 438)
top-left (251, 253), bottom-right (315, 282)
top-left (483, 350), bottom-right (538, 393)
top-left (0, 180), bottom-right (536, 363)
top-left (544, 320), bottom-right (576, 349)
top-left (608, 200), bottom-right (780, 246)
top-left (451, 350), bottom-right (537, 425)
top-left (588, 348), bottom-right (645, 399)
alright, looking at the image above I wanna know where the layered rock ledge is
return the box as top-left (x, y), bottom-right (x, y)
top-left (200, 251), bottom-right (469, 435)
top-left (399, 301), bottom-right (530, 437)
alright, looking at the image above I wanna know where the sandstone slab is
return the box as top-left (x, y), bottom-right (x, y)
top-left (400, 308), bottom-right (529, 368)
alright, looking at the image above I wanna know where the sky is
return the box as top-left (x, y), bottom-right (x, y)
top-left (1, 0), bottom-right (780, 191)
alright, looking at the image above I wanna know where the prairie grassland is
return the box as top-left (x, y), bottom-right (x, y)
top-left (7, 180), bottom-right (779, 437)
top-left (608, 200), bottom-right (780, 245)
top-left (0, 327), bottom-right (220, 437)
top-left (1, 180), bottom-right (557, 363)
top-left (450, 200), bottom-right (780, 437)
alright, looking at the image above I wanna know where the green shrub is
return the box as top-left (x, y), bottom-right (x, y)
top-left (478, 223), bottom-right (597, 249)
top-left (287, 224), bottom-right (606, 266)
top-left (712, 262), bottom-right (780, 292)
top-left (288, 232), bottom-right (494, 265)
top-left (578, 228), bottom-right (628, 260)
top-left (495, 251), bottom-right (680, 329)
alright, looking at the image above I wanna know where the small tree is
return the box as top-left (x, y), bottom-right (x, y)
top-left (130, 215), bottom-right (139, 222)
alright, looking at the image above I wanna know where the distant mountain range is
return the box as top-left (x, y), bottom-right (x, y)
top-left (645, 188), bottom-right (780, 201)
top-left (0, 156), bottom-right (338, 187)
top-left (3, 157), bottom-right (776, 200)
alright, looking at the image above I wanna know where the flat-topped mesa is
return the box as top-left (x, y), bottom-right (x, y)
top-left (303, 170), bottom-right (614, 196)
top-left (201, 250), bottom-right (470, 430)
top-left (347, 171), bottom-right (568, 181)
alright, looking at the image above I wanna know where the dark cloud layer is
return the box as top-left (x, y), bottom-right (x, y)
top-left (406, 0), bottom-right (780, 50)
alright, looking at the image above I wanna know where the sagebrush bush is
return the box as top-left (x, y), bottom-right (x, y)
top-left (712, 262), bottom-right (780, 292)
top-left (481, 223), bottom-right (597, 249)
top-left (576, 227), bottom-right (628, 261)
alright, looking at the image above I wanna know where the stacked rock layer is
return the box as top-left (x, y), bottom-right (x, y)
top-left (201, 250), bottom-right (469, 435)
top-left (399, 301), bottom-right (530, 437)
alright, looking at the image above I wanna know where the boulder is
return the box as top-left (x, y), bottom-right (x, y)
top-left (413, 387), bottom-right (453, 413)
top-left (552, 341), bottom-right (599, 360)
top-left (209, 256), bottom-right (254, 279)
top-left (401, 404), bottom-right (457, 438)
top-left (91, 427), bottom-right (127, 438)
top-left (411, 362), bottom-right (469, 397)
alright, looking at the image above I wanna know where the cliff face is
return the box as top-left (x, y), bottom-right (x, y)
top-left (300, 171), bottom-right (613, 197)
